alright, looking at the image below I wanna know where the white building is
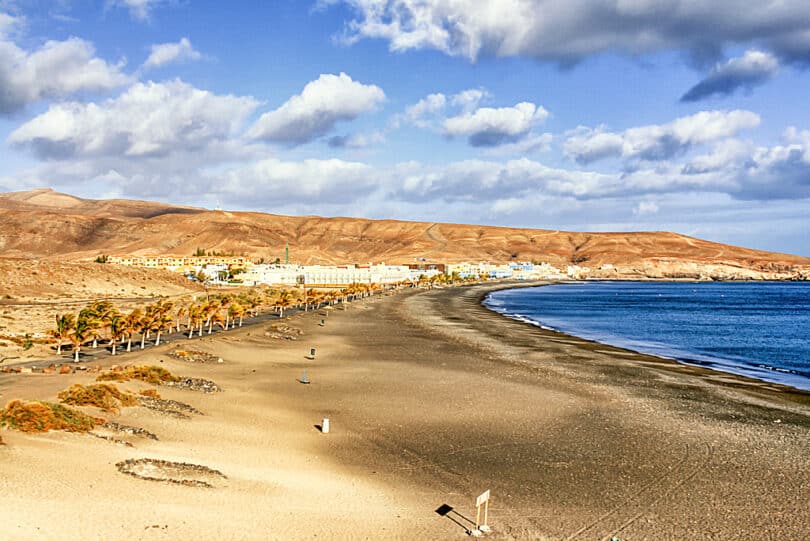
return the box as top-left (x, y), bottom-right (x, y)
top-left (239, 264), bottom-right (412, 287)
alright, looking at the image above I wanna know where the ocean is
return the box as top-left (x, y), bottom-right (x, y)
top-left (483, 281), bottom-right (810, 391)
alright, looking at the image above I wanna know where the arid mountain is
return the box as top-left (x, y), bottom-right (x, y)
top-left (2, 188), bottom-right (809, 280)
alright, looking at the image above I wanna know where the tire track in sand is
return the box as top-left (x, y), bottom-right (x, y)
top-left (564, 442), bottom-right (714, 541)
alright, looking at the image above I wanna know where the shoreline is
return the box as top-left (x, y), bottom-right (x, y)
top-left (479, 280), bottom-right (810, 397)
top-left (2, 284), bottom-right (808, 539)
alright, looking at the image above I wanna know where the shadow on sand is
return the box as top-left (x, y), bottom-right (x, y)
top-left (436, 503), bottom-right (477, 534)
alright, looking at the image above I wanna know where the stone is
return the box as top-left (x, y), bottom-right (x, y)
top-left (59, 365), bottom-right (72, 374)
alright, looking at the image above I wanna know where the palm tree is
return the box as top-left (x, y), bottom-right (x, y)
top-left (219, 296), bottom-right (232, 330)
top-left (153, 300), bottom-right (174, 346)
top-left (109, 314), bottom-right (126, 356)
top-left (154, 310), bottom-right (174, 346)
top-left (229, 302), bottom-right (245, 328)
top-left (204, 300), bottom-right (220, 334)
top-left (278, 289), bottom-right (294, 317)
top-left (175, 305), bottom-right (186, 334)
top-left (123, 308), bottom-right (143, 353)
top-left (82, 300), bottom-right (115, 349)
top-left (69, 314), bottom-right (93, 362)
top-left (78, 306), bottom-right (103, 350)
top-left (187, 304), bottom-right (202, 338)
top-left (50, 312), bottom-right (75, 356)
top-left (140, 305), bottom-right (159, 349)
top-left (211, 311), bottom-right (226, 331)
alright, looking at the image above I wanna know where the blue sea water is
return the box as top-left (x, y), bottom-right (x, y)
top-left (484, 282), bottom-right (810, 391)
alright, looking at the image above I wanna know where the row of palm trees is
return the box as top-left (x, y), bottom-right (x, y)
top-left (49, 283), bottom-right (388, 362)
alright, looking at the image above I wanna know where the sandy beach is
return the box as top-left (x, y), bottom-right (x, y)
top-left (1, 283), bottom-right (809, 540)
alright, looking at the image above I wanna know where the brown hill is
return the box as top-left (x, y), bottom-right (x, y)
top-left (1, 188), bottom-right (808, 280)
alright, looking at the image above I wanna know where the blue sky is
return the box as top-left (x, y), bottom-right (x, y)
top-left (1, 1), bottom-right (810, 256)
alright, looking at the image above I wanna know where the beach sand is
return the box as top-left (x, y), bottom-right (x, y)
top-left (1, 284), bottom-right (808, 540)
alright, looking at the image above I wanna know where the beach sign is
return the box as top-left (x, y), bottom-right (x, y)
top-left (475, 489), bottom-right (491, 533)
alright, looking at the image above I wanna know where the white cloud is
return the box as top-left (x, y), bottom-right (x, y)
top-left (682, 139), bottom-right (754, 174)
top-left (403, 93), bottom-right (446, 127)
top-left (564, 110), bottom-right (761, 164)
top-left (633, 201), bottom-right (659, 216)
top-left (735, 128), bottom-right (810, 199)
top-left (246, 72), bottom-right (385, 145)
top-left (450, 88), bottom-right (488, 111)
top-left (9, 79), bottom-right (258, 159)
top-left (143, 37), bottom-right (202, 70)
top-left (398, 88), bottom-right (489, 128)
top-left (0, 12), bottom-right (19, 38)
top-left (328, 0), bottom-right (810, 64)
top-left (328, 131), bottom-right (386, 148)
top-left (109, 0), bottom-right (163, 21)
top-left (217, 158), bottom-right (378, 205)
top-left (0, 32), bottom-right (130, 114)
top-left (443, 102), bottom-right (549, 146)
top-left (483, 133), bottom-right (553, 156)
top-left (681, 49), bottom-right (780, 102)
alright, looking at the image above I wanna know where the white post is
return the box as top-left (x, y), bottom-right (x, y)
top-left (322, 418), bottom-right (330, 433)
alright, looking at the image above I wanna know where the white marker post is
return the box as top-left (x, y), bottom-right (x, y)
top-left (475, 489), bottom-right (491, 533)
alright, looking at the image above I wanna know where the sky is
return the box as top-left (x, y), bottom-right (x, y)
top-left (1, 1), bottom-right (809, 256)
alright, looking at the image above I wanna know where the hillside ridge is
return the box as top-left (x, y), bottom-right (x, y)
top-left (1, 189), bottom-right (808, 280)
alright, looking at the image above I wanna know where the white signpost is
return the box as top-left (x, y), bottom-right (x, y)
top-left (474, 489), bottom-right (491, 534)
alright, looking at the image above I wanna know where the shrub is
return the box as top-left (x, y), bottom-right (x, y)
top-left (58, 384), bottom-right (138, 413)
top-left (139, 389), bottom-right (161, 398)
top-left (97, 365), bottom-right (180, 385)
top-left (1, 400), bottom-right (103, 433)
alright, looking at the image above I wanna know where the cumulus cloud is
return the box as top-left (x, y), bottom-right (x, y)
top-left (681, 50), bottom-right (780, 102)
top-left (8, 79), bottom-right (258, 159)
top-left (403, 93), bottom-right (447, 127)
top-left (633, 201), bottom-right (659, 216)
top-left (246, 72), bottom-right (385, 145)
top-left (143, 37), bottom-right (202, 70)
top-left (394, 158), bottom-right (615, 202)
top-left (564, 110), bottom-right (761, 164)
top-left (217, 158), bottom-right (378, 205)
top-left (399, 88), bottom-right (488, 128)
top-left (327, 0), bottom-right (810, 64)
top-left (483, 133), bottom-right (553, 156)
top-left (109, 0), bottom-right (163, 21)
top-left (0, 12), bottom-right (18, 37)
top-left (735, 128), bottom-right (810, 200)
top-left (327, 131), bottom-right (385, 149)
top-left (0, 31), bottom-right (130, 114)
top-left (443, 102), bottom-right (549, 146)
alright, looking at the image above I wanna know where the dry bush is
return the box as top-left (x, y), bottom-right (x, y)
top-left (1, 400), bottom-right (104, 433)
top-left (97, 365), bottom-right (180, 385)
top-left (58, 384), bottom-right (138, 413)
top-left (139, 388), bottom-right (161, 398)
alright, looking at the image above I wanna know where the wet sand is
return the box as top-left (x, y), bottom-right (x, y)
top-left (1, 284), bottom-right (809, 540)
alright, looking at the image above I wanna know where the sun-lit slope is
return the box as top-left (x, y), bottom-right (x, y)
top-left (1, 189), bottom-right (808, 279)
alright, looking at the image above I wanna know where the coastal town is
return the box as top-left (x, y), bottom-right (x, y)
top-left (105, 253), bottom-right (589, 285)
